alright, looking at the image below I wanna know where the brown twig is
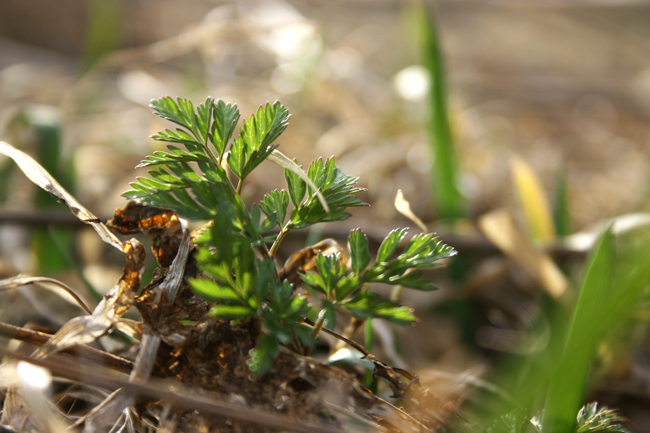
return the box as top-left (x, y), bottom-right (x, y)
top-left (0, 348), bottom-right (343, 433)
top-left (0, 322), bottom-right (133, 374)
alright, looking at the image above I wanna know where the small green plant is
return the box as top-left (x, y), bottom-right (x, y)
top-left (124, 96), bottom-right (456, 372)
top-left (485, 402), bottom-right (630, 433)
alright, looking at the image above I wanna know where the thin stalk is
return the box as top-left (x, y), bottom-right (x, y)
top-left (364, 319), bottom-right (377, 393)
top-left (203, 144), bottom-right (221, 170)
top-left (269, 223), bottom-right (292, 258)
top-left (390, 268), bottom-right (413, 302)
top-left (0, 276), bottom-right (93, 314)
top-left (235, 178), bottom-right (243, 195)
top-left (389, 285), bottom-right (403, 303)
top-left (311, 309), bottom-right (327, 339)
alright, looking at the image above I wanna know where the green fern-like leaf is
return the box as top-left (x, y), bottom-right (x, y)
top-left (486, 409), bottom-right (531, 433)
top-left (227, 102), bottom-right (289, 180)
top-left (210, 99), bottom-right (240, 159)
top-left (363, 231), bottom-right (457, 291)
top-left (298, 228), bottom-right (456, 326)
top-left (575, 403), bottom-right (630, 433)
top-left (288, 157), bottom-right (367, 230)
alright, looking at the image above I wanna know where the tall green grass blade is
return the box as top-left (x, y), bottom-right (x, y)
top-left (554, 166), bottom-right (572, 238)
top-left (83, 0), bottom-right (122, 70)
top-left (542, 227), bottom-right (615, 432)
top-left (23, 107), bottom-right (76, 273)
top-left (415, 3), bottom-right (464, 220)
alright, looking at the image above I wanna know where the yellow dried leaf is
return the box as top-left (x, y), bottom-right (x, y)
top-left (511, 156), bottom-right (555, 243)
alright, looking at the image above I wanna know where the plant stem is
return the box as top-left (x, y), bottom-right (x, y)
top-left (389, 285), bottom-right (403, 303)
top-left (364, 319), bottom-right (377, 392)
top-left (311, 309), bottom-right (327, 339)
top-left (269, 224), bottom-right (291, 258)
top-left (235, 178), bottom-right (243, 195)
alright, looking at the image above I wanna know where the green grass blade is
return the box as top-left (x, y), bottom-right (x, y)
top-left (83, 0), bottom-right (122, 70)
top-left (415, 3), bottom-right (464, 220)
top-left (542, 227), bottom-right (615, 432)
top-left (554, 166), bottom-right (572, 238)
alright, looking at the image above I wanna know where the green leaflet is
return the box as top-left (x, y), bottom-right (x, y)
top-left (227, 102), bottom-right (289, 180)
top-left (298, 228), bottom-right (457, 326)
top-left (348, 228), bottom-right (370, 275)
top-left (260, 189), bottom-right (289, 229)
top-left (288, 157), bottom-right (367, 230)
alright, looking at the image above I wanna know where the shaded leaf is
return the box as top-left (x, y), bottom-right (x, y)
top-left (260, 189), bottom-right (290, 228)
top-left (343, 291), bottom-right (416, 325)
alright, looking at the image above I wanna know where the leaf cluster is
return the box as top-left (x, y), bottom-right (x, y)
top-left (574, 403), bottom-right (630, 433)
top-left (125, 96), bottom-right (453, 373)
top-left (488, 403), bottom-right (630, 433)
top-left (300, 228), bottom-right (456, 329)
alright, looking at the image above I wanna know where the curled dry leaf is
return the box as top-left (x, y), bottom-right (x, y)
top-left (0, 141), bottom-right (123, 251)
top-left (279, 238), bottom-right (347, 286)
top-left (108, 201), bottom-right (183, 268)
top-left (34, 239), bottom-right (146, 359)
top-left (1, 384), bottom-right (42, 433)
top-left (395, 189), bottom-right (428, 233)
top-left (154, 229), bottom-right (192, 303)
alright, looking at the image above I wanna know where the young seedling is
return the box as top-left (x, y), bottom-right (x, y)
top-left (125, 96), bottom-right (457, 372)
top-left (0, 96), bottom-right (458, 432)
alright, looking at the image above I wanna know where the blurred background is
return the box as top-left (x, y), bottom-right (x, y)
top-left (1, 0), bottom-right (650, 431)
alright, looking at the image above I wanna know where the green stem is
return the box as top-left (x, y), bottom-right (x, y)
top-left (235, 178), bottom-right (243, 195)
top-left (203, 144), bottom-right (221, 169)
top-left (364, 319), bottom-right (377, 393)
top-left (311, 309), bottom-right (327, 339)
top-left (269, 224), bottom-right (291, 258)
top-left (389, 285), bottom-right (403, 303)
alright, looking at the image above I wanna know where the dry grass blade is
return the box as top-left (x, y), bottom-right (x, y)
top-left (155, 229), bottom-right (191, 303)
top-left (34, 239), bottom-right (145, 359)
top-left (268, 149), bottom-right (330, 213)
top-left (2, 349), bottom-right (344, 433)
top-left (0, 141), bottom-right (123, 251)
top-left (81, 334), bottom-right (161, 432)
top-left (0, 275), bottom-right (92, 314)
top-left (395, 189), bottom-right (428, 233)
top-left (478, 209), bottom-right (567, 299)
top-left (0, 322), bottom-right (133, 374)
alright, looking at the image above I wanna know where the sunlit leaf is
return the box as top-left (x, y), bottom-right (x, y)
top-left (349, 228), bottom-right (370, 275)
top-left (376, 228), bottom-right (409, 263)
top-left (260, 189), bottom-right (290, 228)
top-left (210, 99), bottom-right (240, 158)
